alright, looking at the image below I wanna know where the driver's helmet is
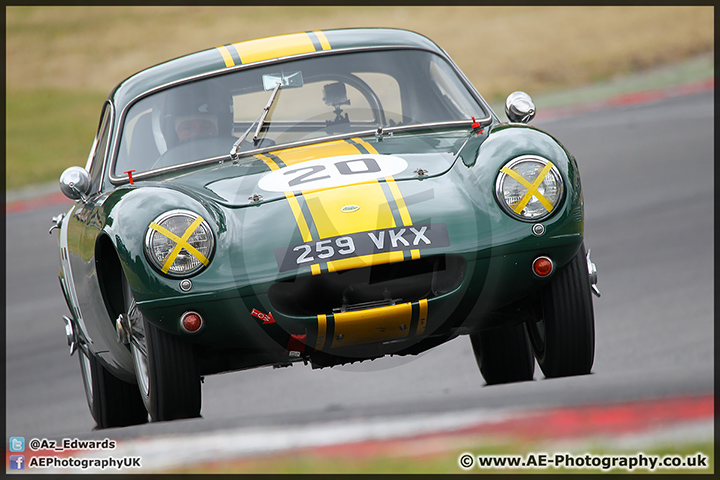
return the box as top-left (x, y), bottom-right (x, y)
top-left (153, 80), bottom-right (233, 150)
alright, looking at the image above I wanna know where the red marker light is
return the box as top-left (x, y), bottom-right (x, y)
top-left (532, 257), bottom-right (554, 277)
top-left (471, 117), bottom-right (483, 134)
top-left (124, 170), bottom-right (136, 185)
top-left (180, 312), bottom-right (203, 333)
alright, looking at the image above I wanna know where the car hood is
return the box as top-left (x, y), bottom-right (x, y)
top-left (163, 130), bottom-right (476, 208)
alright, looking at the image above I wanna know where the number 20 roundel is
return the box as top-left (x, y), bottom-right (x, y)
top-left (258, 154), bottom-right (409, 192)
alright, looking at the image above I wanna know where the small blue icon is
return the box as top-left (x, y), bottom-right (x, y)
top-left (9, 437), bottom-right (25, 452)
top-left (9, 455), bottom-right (25, 470)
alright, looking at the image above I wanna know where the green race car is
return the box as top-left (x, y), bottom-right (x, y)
top-left (53, 28), bottom-right (599, 429)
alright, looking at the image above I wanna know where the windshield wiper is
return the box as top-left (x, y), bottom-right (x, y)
top-left (229, 81), bottom-right (282, 158)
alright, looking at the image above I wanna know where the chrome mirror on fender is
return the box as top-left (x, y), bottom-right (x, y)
top-left (59, 166), bottom-right (91, 201)
top-left (505, 91), bottom-right (536, 124)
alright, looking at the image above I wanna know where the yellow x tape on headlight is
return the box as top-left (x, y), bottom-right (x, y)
top-left (149, 216), bottom-right (210, 274)
top-left (500, 162), bottom-right (555, 214)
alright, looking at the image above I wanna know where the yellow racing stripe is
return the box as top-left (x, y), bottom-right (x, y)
top-left (269, 140), bottom-right (358, 166)
top-left (218, 31), bottom-right (332, 69)
top-left (304, 182), bottom-right (395, 238)
top-left (216, 46), bottom-right (235, 67)
top-left (313, 30), bottom-right (331, 50)
top-left (384, 177), bottom-right (413, 226)
top-left (269, 138), bottom-right (417, 274)
top-left (285, 191), bottom-right (314, 243)
top-left (339, 137), bottom-right (414, 232)
top-left (256, 153), bottom-right (281, 171)
top-left (353, 137), bottom-right (378, 154)
top-left (353, 138), bottom-right (419, 259)
top-left (257, 153), bottom-right (317, 273)
top-left (231, 32), bottom-right (317, 65)
top-left (257, 153), bottom-right (315, 248)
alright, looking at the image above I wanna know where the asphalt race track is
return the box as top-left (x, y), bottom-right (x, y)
top-left (5, 91), bottom-right (713, 450)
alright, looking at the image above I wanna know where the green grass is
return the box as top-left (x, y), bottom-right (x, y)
top-left (6, 89), bottom-right (106, 187)
top-left (6, 6), bottom-right (713, 190)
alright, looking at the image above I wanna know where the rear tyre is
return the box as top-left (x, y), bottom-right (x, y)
top-left (78, 347), bottom-right (148, 429)
top-left (124, 273), bottom-right (201, 422)
top-left (528, 244), bottom-right (595, 377)
top-left (470, 322), bottom-right (535, 385)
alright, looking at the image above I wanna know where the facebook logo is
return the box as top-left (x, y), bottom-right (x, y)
top-left (9, 455), bottom-right (25, 470)
top-left (9, 437), bottom-right (25, 452)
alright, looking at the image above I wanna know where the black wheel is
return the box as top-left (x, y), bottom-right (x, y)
top-left (527, 244), bottom-right (595, 377)
top-left (123, 273), bottom-right (201, 422)
top-left (77, 347), bottom-right (148, 429)
top-left (470, 322), bottom-right (535, 385)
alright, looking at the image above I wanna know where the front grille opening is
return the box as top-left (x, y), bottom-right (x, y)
top-left (269, 255), bottom-right (465, 317)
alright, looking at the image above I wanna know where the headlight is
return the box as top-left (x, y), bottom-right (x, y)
top-left (145, 210), bottom-right (214, 277)
top-left (495, 155), bottom-right (564, 221)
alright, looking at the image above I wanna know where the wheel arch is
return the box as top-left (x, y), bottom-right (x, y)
top-left (95, 233), bottom-right (126, 329)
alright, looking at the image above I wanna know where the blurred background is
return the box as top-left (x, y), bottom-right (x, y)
top-left (5, 6), bottom-right (714, 474)
top-left (5, 5), bottom-right (713, 189)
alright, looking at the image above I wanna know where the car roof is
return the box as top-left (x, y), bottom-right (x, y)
top-left (109, 28), bottom-right (445, 112)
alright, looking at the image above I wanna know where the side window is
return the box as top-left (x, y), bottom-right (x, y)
top-left (86, 102), bottom-right (113, 193)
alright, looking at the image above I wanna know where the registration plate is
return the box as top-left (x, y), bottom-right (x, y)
top-left (275, 223), bottom-right (450, 272)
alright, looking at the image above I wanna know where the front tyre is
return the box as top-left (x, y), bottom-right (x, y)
top-left (77, 347), bottom-right (148, 429)
top-left (123, 273), bottom-right (201, 422)
top-left (528, 244), bottom-right (595, 377)
top-left (470, 322), bottom-right (535, 385)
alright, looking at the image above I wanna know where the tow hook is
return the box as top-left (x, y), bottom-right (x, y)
top-left (62, 315), bottom-right (78, 355)
top-left (49, 213), bottom-right (65, 234)
top-left (116, 313), bottom-right (131, 344)
top-left (586, 249), bottom-right (600, 298)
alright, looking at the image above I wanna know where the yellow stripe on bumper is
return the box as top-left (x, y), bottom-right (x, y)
top-left (417, 299), bottom-right (428, 335)
top-left (331, 302), bottom-right (413, 348)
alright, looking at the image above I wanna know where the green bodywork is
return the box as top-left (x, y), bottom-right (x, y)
top-left (59, 28), bottom-right (584, 378)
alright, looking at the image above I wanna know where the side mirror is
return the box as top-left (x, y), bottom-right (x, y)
top-left (505, 91), bottom-right (536, 124)
top-left (59, 166), bottom-right (91, 201)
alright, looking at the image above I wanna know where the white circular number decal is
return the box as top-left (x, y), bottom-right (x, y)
top-left (258, 154), bottom-right (408, 192)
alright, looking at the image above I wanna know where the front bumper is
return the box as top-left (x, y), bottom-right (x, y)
top-left (136, 232), bottom-right (582, 373)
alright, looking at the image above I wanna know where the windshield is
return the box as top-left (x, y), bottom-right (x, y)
top-left (113, 49), bottom-right (487, 178)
